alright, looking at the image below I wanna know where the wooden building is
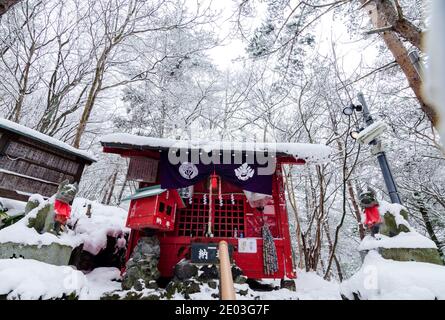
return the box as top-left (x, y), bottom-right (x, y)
top-left (0, 119), bottom-right (96, 201)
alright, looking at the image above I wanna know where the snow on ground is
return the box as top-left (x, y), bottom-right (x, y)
top-left (341, 251), bottom-right (445, 300)
top-left (0, 196), bottom-right (129, 255)
top-left (79, 267), bottom-right (122, 300)
top-left (182, 271), bottom-right (341, 301)
top-left (0, 259), bottom-right (87, 300)
top-left (2, 256), bottom-right (445, 300)
top-left (0, 259), bottom-right (121, 300)
top-left (232, 271), bottom-right (341, 300)
top-left (289, 271), bottom-right (342, 300)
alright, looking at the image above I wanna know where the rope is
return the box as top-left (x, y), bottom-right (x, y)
top-left (262, 224), bottom-right (278, 275)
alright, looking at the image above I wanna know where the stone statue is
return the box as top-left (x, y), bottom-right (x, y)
top-left (52, 180), bottom-right (78, 235)
top-left (359, 188), bottom-right (382, 237)
top-left (28, 180), bottom-right (78, 235)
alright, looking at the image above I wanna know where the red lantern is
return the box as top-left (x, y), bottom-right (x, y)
top-left (210, 173), bottom-right (218, 191)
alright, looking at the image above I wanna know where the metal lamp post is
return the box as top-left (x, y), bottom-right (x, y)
top-left (347, 93), bottom-right (403, 205)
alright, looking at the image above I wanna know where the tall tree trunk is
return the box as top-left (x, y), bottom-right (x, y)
top-left (348, 180), bottom-right (366, 240)
top-left (415, 193), bottom-right (444, 260)
top-left (361, 0), bottom-right (438, 127)
top-left (105, 171), bottom-right (118, 205)
top-left (9, 43), bottom-right (35, 123)
top-left (0, 0), bottom-right (21, 16)
top-left (117, 174), bottom-right (128, 205)
top-left (323, 222), bottom-right (343, 281)
top-left (72, 47), bottom-right (109, 148)
top-left (284, 166), bottom-right (305, 270)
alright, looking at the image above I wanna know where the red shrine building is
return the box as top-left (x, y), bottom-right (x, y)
top-left (101, 135), bottom-right (331, 279)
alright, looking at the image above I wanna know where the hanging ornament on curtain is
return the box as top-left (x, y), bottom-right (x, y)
top-left (206, 173), bottom-right (214, 237)
top-left (203, 193), bottom-right (207, 205)
top-left (231, 193), bottom-right (235, 205)
top-left (218, 177), bottom-right (223, 207)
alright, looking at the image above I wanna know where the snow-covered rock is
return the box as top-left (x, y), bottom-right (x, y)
top-left (0, 197), bottom-right (129, 256)
top-left (358, 200), bottom-right (442, 265)
top-left (341, 251), bottom-right (445, 300)
top-left (70, 198), bottom-right (129, 255)
top-left (359, 232), bottom-right (437, 251)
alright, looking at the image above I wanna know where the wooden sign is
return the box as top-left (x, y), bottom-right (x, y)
top-left (0, 121), bottom-right (95, 201)
top-left (127, 157), bottom-right (158, 183)
top-left (191, 243), bottom-right (233, 264)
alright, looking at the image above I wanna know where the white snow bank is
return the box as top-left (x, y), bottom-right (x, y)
top-left (188, 270), bottom-right (341, 301)
top-left (71, 198), bottom-right (129, 255)
top-left (101, 133), bottom-right (332, 164)
top-left (79, 267), bottom-right (122, 300)
top-left (0, 259), bottom-right (122, 300)
top-left (0, 259), bottom-right (87, 300)
top-left (359, 233), bottom-right (437, 251)
top-left (243, 271), bottom-right (341, 300)
top-left (0, 196), bottom-right (129, 255)
top-left (0, 118), bottom-right (96, 162)
top-left (0, 197), bottom-right (26, 217)
top-left (341, 251), bottom-right (445, 300)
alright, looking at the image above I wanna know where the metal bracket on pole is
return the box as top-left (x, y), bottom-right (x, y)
top-left (357, 93), bottom-right (402, 205)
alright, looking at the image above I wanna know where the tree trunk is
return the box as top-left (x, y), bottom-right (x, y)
top-left (365, 0), bottom-right (424, 51)
top-left (347, 180), bottom-right (366, 240)
top-left (105, 171), bottom-right (118, 205)
top-left (0, 0), bottom-right (21, 16)
top-left (9, 43), bottom-right (35, 123)
top-left (415, 194), bottom-right (444, 260)
top-left (361, 0), bottom-right (439, 127)
top-left (72, 45), bottom-right (110, 148)
top-left (323, 222), bottom-right (343, 281)
top-left (117, 178), bottom-right (128, 205)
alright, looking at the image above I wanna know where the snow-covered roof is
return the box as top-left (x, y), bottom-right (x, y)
top-left (122, 185), bottom-right (167, 201)
top-left (0, 118), bottom-right (96, 163)
top-left (100, 133), bottom-right (332, 164)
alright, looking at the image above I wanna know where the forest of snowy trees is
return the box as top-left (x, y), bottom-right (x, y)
top-left (0, 0), bottom-right (443, 282)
